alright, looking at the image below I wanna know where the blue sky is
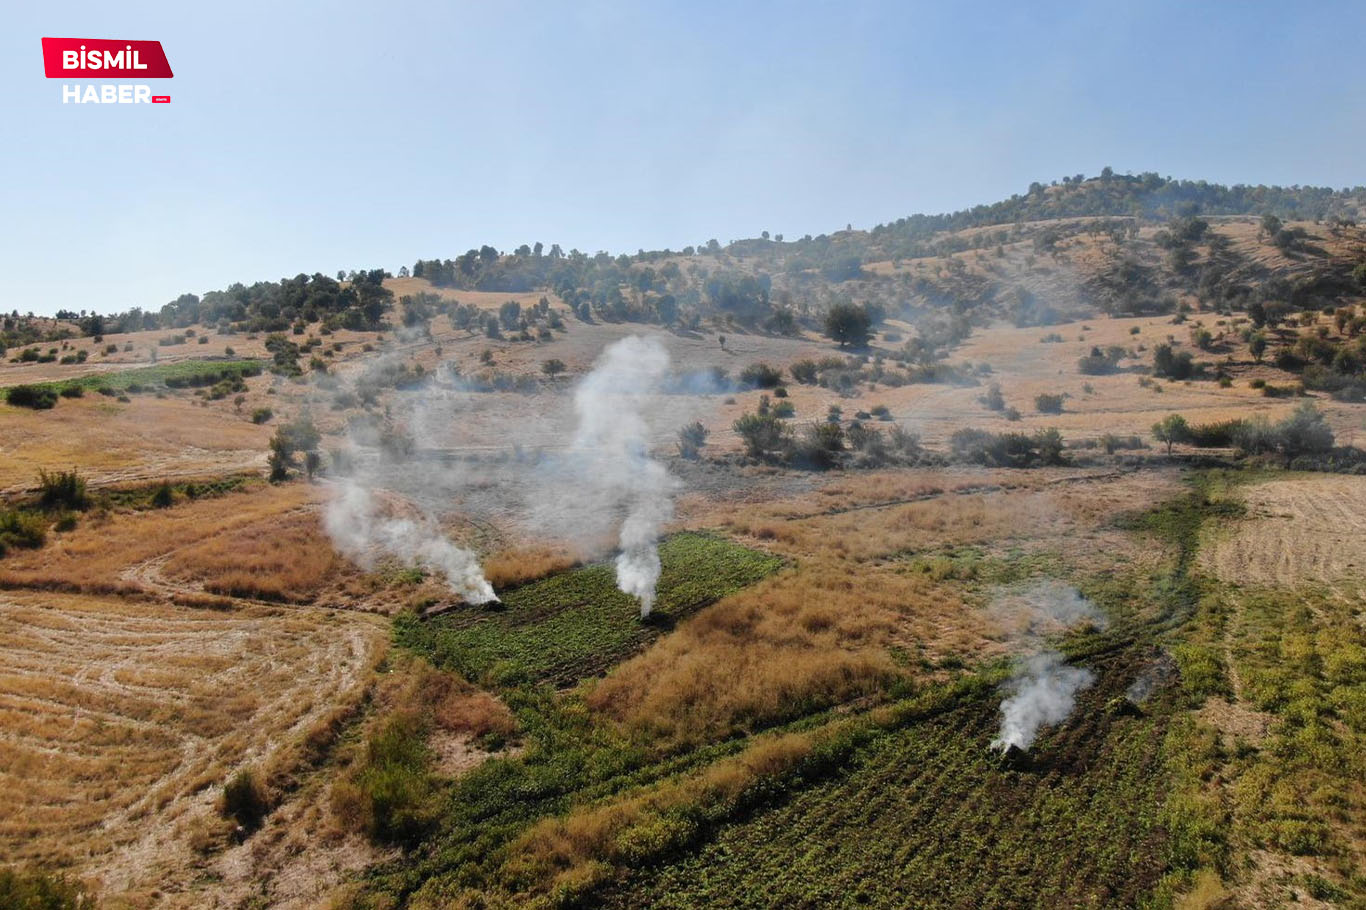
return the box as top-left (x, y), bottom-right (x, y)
top-left (4, 0), bottom-right (1365, 316)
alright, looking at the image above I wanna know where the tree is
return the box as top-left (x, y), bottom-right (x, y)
top-left (677, 421), bottom-right (708, 459)
top-left (269, 414), bottom-right (320, 481)
top-left (654, 294), bottom-right (678, 325)
top-left (1153, 343), bottom-right (1196, 380)
top-left (1152, 413), bottom-right (1191, 455)
top-left (823, 303), bottom-right (871, 348)
top-left (541, 358), bottom-right (566, 377)
top-left (979, 383), bottom-right (1005, 411)
top-left (1277, 402), bottom-right (1334, 457)
top-left (1249, 334), bottom-right (1268, 362)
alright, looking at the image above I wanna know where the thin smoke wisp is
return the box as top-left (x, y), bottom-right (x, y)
top-left (325, 478), bottom-right (495, 605)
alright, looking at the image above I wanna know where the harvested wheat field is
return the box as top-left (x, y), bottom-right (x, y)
top-left (1202, 473), bottom-right (1366, 589)
top-left (0, 590), bottom-right (386, 903)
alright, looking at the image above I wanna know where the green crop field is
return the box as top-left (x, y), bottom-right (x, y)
top-left (397, 532), bottom-right (785, 686)
top-left (3, 359), bottom-right (263, 398)
top-left (606, 654), bottom-right (1172, 909)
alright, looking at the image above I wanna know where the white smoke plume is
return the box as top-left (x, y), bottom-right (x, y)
top-left (988, 580), bottom-right (1108, 752)
top-left (316, 332), bottom-right (690, 615)
top-left (569, 335), bottom-right (678, 616)
top-left (325, 479), bottom-right (495, 605)
top-left (990, 651), bottom-right (1096, 753)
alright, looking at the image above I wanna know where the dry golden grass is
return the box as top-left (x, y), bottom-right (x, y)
top-left (587, 560), bottom-right (908, 745)
top-left (0, 589), bottom-right (385, 901)
top-left (481, 545), bottom-right (580, 590)
top-left (490, 729), bottom-right (818, 907)
top-left (0, 483), bottom-right (322, 598)
top-left (600, 467), bottom-right (1179, 746)
top-left (0, 395), bottom-right (269, 492)
top-left (162, 503), bottom-right (347, 602)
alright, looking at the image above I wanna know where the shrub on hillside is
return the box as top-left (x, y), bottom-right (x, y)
top-left (738, 363), bottom-right (783, 389)
top-left (0, 866), bottom-right (90, 910)
top-left (791, 421), bottom-right (844, 470)
top-left (1152, 343), bottom-right (1198, 380)
top-left (1034, 393), bottom-right (1065, 414)
top-left (0, 510), bottom-right (46, 555)
top-left (677, 421), bottom-right (708, 459)
top-left (220, 768), bottom-right (269, 831)
top-left (1186, 419), bottom-right (1245, 447)
top-left (1077, 345), bottom-right (1125, 375)
top-left (950, 428), bottom-right (1067, 467)
top-left (7, 385), bottom-right (58, 409)
top-left (38, 469), bottom-right (88, 511)
top-left (733, 412), bottom-right (790, 457)
top-left (979, 383), bottom-right (1005, 411)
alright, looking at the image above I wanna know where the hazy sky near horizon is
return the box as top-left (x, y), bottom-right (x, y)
top-left (4, 0), bottom-right (1365, 315)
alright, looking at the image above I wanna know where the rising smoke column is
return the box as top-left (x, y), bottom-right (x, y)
top-left (570, 336), bottom-right (677, 616)
top-left (988, 580), bottom-right (1107, 752)
top-left (325, 479), bottom-right (495, 604)
top-left (990, 651), bottom-right (1095, 752)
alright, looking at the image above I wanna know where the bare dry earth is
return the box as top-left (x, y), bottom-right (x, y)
top-left (1201, 473), bottom-right (1366, 590)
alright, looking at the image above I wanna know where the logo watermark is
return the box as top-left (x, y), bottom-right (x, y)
top-left (41, 37), bottom-right (173, 104)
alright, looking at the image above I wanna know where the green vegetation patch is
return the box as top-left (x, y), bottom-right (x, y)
top-left (3, 358), bottom-right (263, 403)
top-left (398, 532), bottom-right (783, 686)
top-left (101, 473), bottom-right (254, 510)
top-left (606, 658), bottom-right (1172, 910)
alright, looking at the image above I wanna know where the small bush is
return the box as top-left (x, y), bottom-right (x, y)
top-left (1153, 343), bottom-right (1198, 380)
top-left (1034, 393), bottom-right (1064, 414)
top-left (1187, 419), bottom-right (1244, 447)
top-left (738, 363), bottom-right (783, 389)
top-left (38, 469), bottom-right (88, 511)
top-left (151, 482), bottom-right (175, 509)
top-left (58, 385), bottom-right (84, 398)
top-left (345, 711), bottom-right (436, 845)
top-left (677, 421), bottom-right (709, 459)
top-left (0, 510), bottom-right (46, 554)
top-left (950, 427), bottom-right (1066, 467)
top-left (251, 407), bottom-right (274, 424)
top-left (7, 385), bottom-right (58, 409)
top-left (789, 360), bottom-right (819, 384)
top-left (220, 768), bottom-right (269, 831)
top-left (0, 867), bottom-right (91, 909)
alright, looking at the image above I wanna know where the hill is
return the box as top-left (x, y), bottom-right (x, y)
top-left (3, 173), bottom-right (1366, 909)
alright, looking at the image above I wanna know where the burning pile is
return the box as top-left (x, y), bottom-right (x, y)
top-left (988, 581), bottom-right (1107, 753)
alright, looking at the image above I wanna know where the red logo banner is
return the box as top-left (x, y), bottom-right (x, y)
top-left (42, 38), bottom-right (173, 78)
